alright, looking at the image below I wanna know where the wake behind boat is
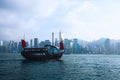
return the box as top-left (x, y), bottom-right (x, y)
top-left (21, 32), bottom-right (64, 60)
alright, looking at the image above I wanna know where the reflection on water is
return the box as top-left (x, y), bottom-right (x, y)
top-left (1, 54), bottom-right (120, 80)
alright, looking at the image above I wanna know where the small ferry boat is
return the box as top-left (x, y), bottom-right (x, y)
top-left (21, 33), bottom-right (64, 60)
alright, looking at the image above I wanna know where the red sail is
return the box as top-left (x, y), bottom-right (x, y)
top-left (60, 41), bottom-right (64, 50)
top-left (21, 40), bottom-right (26, 48)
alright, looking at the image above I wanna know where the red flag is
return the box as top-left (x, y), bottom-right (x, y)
top-left (21, 40), bottom-right (26, 48)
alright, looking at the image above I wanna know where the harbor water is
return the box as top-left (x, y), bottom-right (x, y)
top-left (0, 53), bottom-right (120, 80)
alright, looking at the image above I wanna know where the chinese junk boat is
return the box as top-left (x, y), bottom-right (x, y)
top-left (21, 33), bottom-right (64, 60)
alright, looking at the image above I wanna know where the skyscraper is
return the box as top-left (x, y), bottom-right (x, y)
top-left (52, 32), bottom-right (54, 46)
top-left (34, 38), bottom-right (39, 48)
top-left (55, 38), bottom-right (59, 47)
top-left (0, 40), bottom-right (3, 46)
top-left (73, 38), bottom-right (80, 53)
top-left (115, 42), bottom-right (120, 54)
top-left (104, 38), bottom-right (111, 54)
top-left (59, 31), bottom-right (62, 41)
top-left (64, 39), bottom-right (71, 53)
top-left (30, 39), bottom-right (33, 48)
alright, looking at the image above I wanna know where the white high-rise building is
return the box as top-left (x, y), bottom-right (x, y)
top-left (52, 32), bottom-right (54, 46)
top-left (59, 31), bottom-right (62, 42)
top-left (0, 40), bottom-right (3, 46)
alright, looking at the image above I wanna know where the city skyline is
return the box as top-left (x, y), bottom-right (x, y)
top-left (0, 0), bottom-right (120, 41)
top-left (1, 37), bottom-right (120, 54)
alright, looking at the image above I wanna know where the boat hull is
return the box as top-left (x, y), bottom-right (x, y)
top-left (21, 51), bottom-right (63, 60)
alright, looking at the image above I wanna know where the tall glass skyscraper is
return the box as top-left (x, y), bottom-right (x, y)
top-left (34, 38), bottom-right (39, 48)
top-left (30, 39), bottom-right (33, 48)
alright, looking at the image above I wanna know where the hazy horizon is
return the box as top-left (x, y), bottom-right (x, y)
top-left (0, 0), bottom-right (120, 41)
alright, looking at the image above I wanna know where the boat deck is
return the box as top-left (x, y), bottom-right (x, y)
top-left (23, 48), bottom-right (48, 53)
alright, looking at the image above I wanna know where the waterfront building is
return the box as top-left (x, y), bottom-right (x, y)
top-left (39, 41), bottom-right (45, 48)
top-left (0, 40), bottom-right (3, 46)
top-left (55, 38), bottom-right (59, 47)
top-left (104, 38), bottom-right (111, 54)
top-left (45, 40), bottom-right (51, 45)
top-left (72, 38), bottom-right (80, 53)
top-left (64, 39), bottom-right (71, 53)
top-left (34, 38), bottom-right (39, 48)
top-left (30, 39), bottom-right (33, 48)
top-left (115, 42), bottom-right (120, 54)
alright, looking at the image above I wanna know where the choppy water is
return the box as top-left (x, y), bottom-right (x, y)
top-left (0, 53), bottom-right (120, 80)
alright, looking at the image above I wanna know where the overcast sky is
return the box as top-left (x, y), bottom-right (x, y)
top-left (0, 0), bottom-right (120, 41)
